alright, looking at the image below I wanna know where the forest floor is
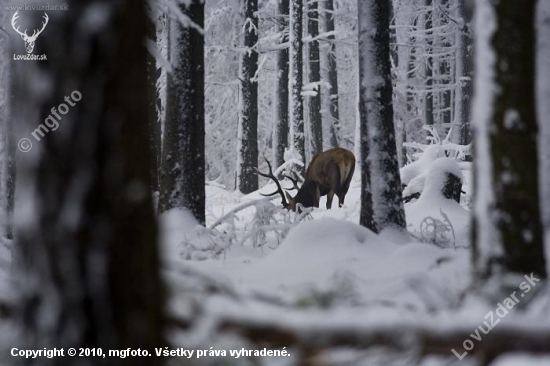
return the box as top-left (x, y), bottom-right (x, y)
top-left (160, 166), bottom-right (550, 365)
top-left (2, 165), bottom-right (550, 365)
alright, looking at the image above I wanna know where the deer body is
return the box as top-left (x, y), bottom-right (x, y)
top-left (256, 148), bottom-right (355, 211)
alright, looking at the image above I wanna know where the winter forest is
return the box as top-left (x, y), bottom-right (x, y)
top-left (1, 0), bottom-right (550, 365)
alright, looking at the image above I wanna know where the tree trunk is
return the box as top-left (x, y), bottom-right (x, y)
top-left (237, 0), bottom-right (259, 194)
top-left (289, 0), bottom-right (306, 176)
top-left (358, 0), bottom-right (406, 233)
top-left (308, 0), bottom-right (323, 157)
top-left (453, 0), bottom-right (473, 145)
top-left (13, 0), bottom-right (164, 363)
top-left (159, 1), bottom-right (206, 224)
top-left (325, 0), bottom-right (341, 148)
top-left (537, 0), bottom-right (550, 266)
top-left (273, 0), bottom-right (290, 172)
top-left (0, 23), bottom-right (15, 241)
top-left (424, 0), bottom-right (434, 127)
top-left (472, 0), bottom-right (547, 280)
top-left (146, 3), bottom-right (162, 203)
top-left (436, 0), bottom-right (452, 127)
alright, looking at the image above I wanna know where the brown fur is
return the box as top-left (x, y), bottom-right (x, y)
top-left (287, 148), bottom-right (355, 210)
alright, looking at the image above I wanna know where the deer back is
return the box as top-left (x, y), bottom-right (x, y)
top-left (305, 148), bottom-right (355, 192)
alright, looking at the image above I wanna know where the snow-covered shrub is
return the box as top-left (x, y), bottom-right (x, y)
top-left (295, 273), bottom-right (357, 309)
top-left (419, 210), bottom-right (456, 248)
top-left (406, 158), bottom-right (470, 248)
top-left (401, 127), bottom-right (471, 203)
top-left (401, 144), bottom-right (444, 187)
top-left (167, 199), bottom-right (314, 261)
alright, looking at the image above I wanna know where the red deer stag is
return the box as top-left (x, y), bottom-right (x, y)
top-left (255, 148), bottom-right (355, 210)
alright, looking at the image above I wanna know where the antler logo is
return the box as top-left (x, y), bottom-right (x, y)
top-left (11, 11), bottom-right (49, 54)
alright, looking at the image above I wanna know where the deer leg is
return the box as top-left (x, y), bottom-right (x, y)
top-left (326, 190), bottom-right (335, 209)
top-left (314, 186), bottom-right (321, 208)
top-left (338, 163), bottom-right (355, 208)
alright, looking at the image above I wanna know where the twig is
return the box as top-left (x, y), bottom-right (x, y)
top-left (208, 197), bottom-right (273, 230)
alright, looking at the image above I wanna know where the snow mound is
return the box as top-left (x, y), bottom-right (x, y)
top-left (159, 207), bottom-right (210, 260)
top-left (422, 157), bottom-right (463, 197)
top-left (403, 173), bottom-right (426, 201)
top-left (235, 218), bottom-right (397, 297)
top-left (406, 158), bottom-right (470, 248)
top-left (187, 217), bottom-right (469, 309)
top-left (403, 156), bottom-right (464, 202)
top-left (401, 145), bottom-right (443, 185)
top-left (267, 218), bottom-right (393, 261)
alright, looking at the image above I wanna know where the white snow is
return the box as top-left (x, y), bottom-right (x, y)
top-left (156, 179), bottom-right (550, 365)
top-left (406, 158), bottom-right (470, 247)
top-left (400, 144), bottom-right (443, 186)
top-left (162, 170), bottom-right (473, 310)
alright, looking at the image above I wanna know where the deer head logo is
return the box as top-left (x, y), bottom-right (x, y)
top-left (11, 11), bottom-right (49, 54)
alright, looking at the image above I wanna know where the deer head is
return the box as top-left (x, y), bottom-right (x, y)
top-left (12, 11), bottom-right (49, 54)
top-left (254, 158), bottom-right (297, 211)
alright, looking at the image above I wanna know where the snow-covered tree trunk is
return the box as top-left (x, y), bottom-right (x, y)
top-left (13, 0), bottom-right (164, 361)
top-left (452, 0), bottom-right (473, 145)
top-left (160, 0), bottom-right (206, 224)
top-left (436, 0), bottom-right (452, 126)
top-left (237, 0), bottom-right (259, 194)
top-left (324, 0), bottom-right (341, 148)
top-left (358, 0), bottom-right (406, 233)
top-left (273, 0), bottom-right (290, 172)
top-left (423, 0), bottom-right (434, 127)
top-left (472, 0), bottom-right (547, 280)
top-left (146, 3), bottom-right (162, 200)
top-left (307, 0), bottom-right (323, 156)
top-left (289, 0), bottom-right (306, 176)
top-left (537, 0), bottom-right (550, 272)
top-left (0, 14), bottom-right (15, 240)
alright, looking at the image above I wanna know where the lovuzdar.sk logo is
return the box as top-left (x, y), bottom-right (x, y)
top-left (11, 11), bottom-right (48, 60)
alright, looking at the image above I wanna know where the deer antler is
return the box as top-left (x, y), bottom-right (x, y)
top-left (11, 11), bottom-right (28, 38)
top-left (29, 13), bottom-right (49, 40)
top-left (282, 171), bottom-right (300, 191)
top-left (254, 158), bottom-right (288, 207)
top-left (12, 12), bottom-right (49, 41)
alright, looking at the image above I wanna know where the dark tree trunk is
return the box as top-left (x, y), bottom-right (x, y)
top-left (238, 0), bottom-right (259, 194)
top-left (289, 0), bottom-right (306, 176)
top-left (146, 3), bottom-right (162, 201)
top-left (325, 0), bottom-right (341, 148)
top-left (0, 29), bottom-right (15, 241)
top-left (308, 0), bottom-right (323, 156)
top-left (454, 0), bottom-right (473, 145)
top-left (472, 0), bottom-right (547, 280)
top-left (424, 0), bottom-right (434, 127)
top-left (159, 1), bottom-right (206, 224)
top-left (13, 0), bottom-right (164, 363)
top-left (358, 0), bottom-right (406, 233)
top-left (537, 0), bottom-right (550, 240)
top-left (273, 0), bottom-right (290, 172)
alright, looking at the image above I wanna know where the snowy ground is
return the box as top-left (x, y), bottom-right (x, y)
top-left (1, 159), bottom-right (549, 365)
top-left (160, 161), bottom-right (550, 365)
top-left (163, 157), bottom-right (474, 309)
top-left (162, 178), bottom-right (472, 311)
